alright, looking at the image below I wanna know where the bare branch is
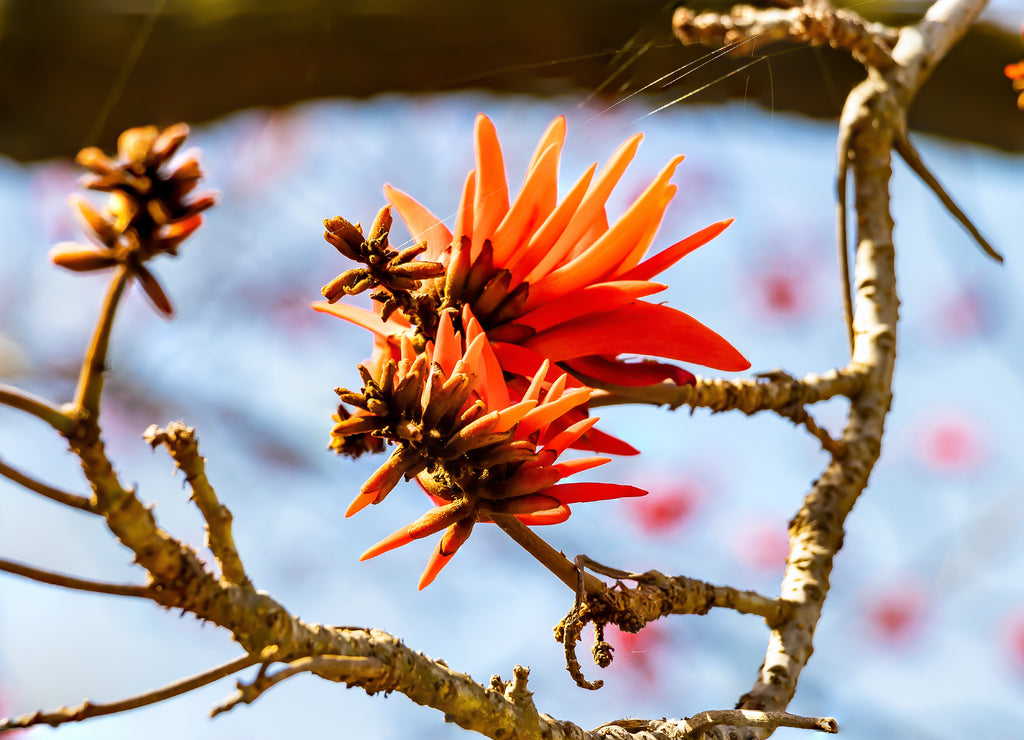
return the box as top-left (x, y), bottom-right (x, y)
top-left (894, 131), bottom-right (1003, 263)
top-left (0, 556), bottom-right (150, 598)
top-left (144, 422), bottom-right (249, 586)
top-left (72, 265), bottom-right (129, 417)
top-left (771, 405), bottom-right (844, 457)
top-left (672, 0), bottom-right (898, 70)
top-left (212, 655), bottom-right (388, 717)
top-left (0, 650), bottom-right (269, 732)
top-left (491, 513), bottom-right (606, 594)
top-left (587, 366), bottom-right (867, 414)
top-left (679, 709), bottom-right (838, 736)
top-left (0, 383), bottom-right (72, 434)
top-left (0, 455), bottom-right (96, 512)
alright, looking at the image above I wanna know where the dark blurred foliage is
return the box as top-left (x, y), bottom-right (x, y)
top-left (0, 0), bottom-right (1021, 162)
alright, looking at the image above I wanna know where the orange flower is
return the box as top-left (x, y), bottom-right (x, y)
top-left (383, 114), bottom-right (749, 387)
top-left (334, 309), bottom-right (646, 589)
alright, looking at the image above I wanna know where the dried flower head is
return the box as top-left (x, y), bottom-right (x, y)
top-left (49, 123), bottom-right (216, 316)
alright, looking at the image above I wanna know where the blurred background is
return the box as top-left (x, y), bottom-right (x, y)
top-left (1, 1), bottom-right (1023, 738)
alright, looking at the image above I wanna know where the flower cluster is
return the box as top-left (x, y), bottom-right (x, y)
top-left (49, 124), bottom-right (216, 316)
top-left (1006, 24), bottom-right (1024, 110)
top-left (317, 114), bottom-right (749, 587)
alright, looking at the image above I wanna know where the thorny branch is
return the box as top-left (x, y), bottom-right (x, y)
top-left (0, 455), bottom-right (96, 512)
top-left (144, 422), bottom-right (249, 586)
top-left (0, 651), bottom-right (269, 732)
top-left (675, 0), bottom-right (994, 737)
top-left (0, 557), bottom-right (150, 599)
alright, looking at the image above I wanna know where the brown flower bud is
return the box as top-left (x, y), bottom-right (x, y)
top-left (368, 205), bottom-right (393, 243)
top-left (75, 146), bottom-right (117, 175)
top-left (118, 125), bottom-right (159, 165)
top-left (134, 264), bottom-right (174, 318)
top-left (70, 195), bottom-right (119, 247)
top-left (49, 244), bottom-right (120, 272)
top-left (151, 123), bottom-right (190, 162)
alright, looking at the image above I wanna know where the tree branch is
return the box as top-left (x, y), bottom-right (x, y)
top-left (72, 265), bottom-right (129, 417)
top-left (0, 383), bottom-right (72, 434)
top-left (587, 366), bottom-right (867, 414)
top-left (144, 422), bottom-right (249, 586)
top-left (0, 556), bottom-right (150, 598)
top-left (0, 455), bottom-right (96, 512)
top-left (491, 513), bottom-right (606, 594)
top-left (672, 0), bottom-right (899, 70)
top-left (212, 655), bottom-right (388, 717)
top-left (0, 650), bottom-right (269, 732)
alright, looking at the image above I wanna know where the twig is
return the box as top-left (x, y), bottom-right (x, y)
top-left (0, 455), bottom-right (96, 512)
top-left (673, 0), bottom-right (898, 69)
top-left (0, 650), bottom-right (269, 732)
top-left (587, 365), bottom-right (867, 413)
top-left (211, 655), bottom-right (388, 717)
top-left (713, 1), bottom-right (990, 736)
top-left (144, 423), bottom-right (248, 586)
top-left (768, 400), bottom-right (844, 457)
top-left (0, 556), bottom-right (150, 598)
top-left (490, 514), bottom-right (605, 594)
top-left (577, 556), bottom-right (787, 625)
top-left (73, 265), bottom-right (130, 417)
top-left (679, 709), bottom-right (838, 736)
top-left (0, 383), bottom-right (72, 434)
top-left (894, 131), bottom-right (1003, 263)
top-left (836, 120), bottom-right (855, 355)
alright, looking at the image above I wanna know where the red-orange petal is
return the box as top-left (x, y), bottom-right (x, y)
top-left (527, 155), bottom-right (682, 307)
top-left (418, 548), bottom-right (455, 590)
top-left (617, 219), bottom-right (733, 282)
top-left (548, 482), bottom-right (647, 504)
top-left (573, 426), bottom-right (640, 456)
top-left (526, 116), bottom-right (566, 173)
top-left (508, 163), bottom-right (597, 286)
top-left (433, 310), bottom-right (460, 378)
top-left (552, 456), bottom-right (610, 477)
top-left (491, 343), bottom-right (585, 389)
top-left (523, 300), bottom-right (750, 372)
top-left (514, 280), bottom-right (666, 333)
top-left (312, 300), bottom-right (409, 337)
top-left (418, 518), bottom-right (474, 589)
top-left (472, 114), bottom-right (509, 255)
top-left (514, 505), bottom-right (571, 525)
top-left (523, 133), bottom-right (643, 287)
top-left (359, 525), bottom-right (415, 560)
top-left (384, 184), bottom-right (453, 261)
top-left (491, 141), bottom-right (560, 266)
top-left (542, 416), bottom-right (600, 456)
top-left (565, 355), bottom-right (696, 387)
top-left (516, 387), bottom-right (591, 439)
top-left (453, 170), bottom-right (476, 244)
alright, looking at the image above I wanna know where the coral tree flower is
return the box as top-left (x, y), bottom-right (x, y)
top-left (332, 309), bottom-right (645, 589)
top-left (382, 113), bottom-right (749, 386)
top-left (48, 124), bottom-right (216, 316)
top-left (316, 114), bottom-right (749, 455)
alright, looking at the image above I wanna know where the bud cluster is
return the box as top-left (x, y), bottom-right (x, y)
top-left (49, 124), bottom-right (216, 316)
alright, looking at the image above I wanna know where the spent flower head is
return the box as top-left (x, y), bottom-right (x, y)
top-left (49, 123), bottom-right (216, 316)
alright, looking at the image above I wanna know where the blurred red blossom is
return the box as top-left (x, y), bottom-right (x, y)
top-left (915, 410), bottom-right (987, 473)
top-left (733, 522), bottom-right (790, 572)
top-left (626, 479), bottom-right (702, 535)
top-left (864, 582), bottom-right (928, 644)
